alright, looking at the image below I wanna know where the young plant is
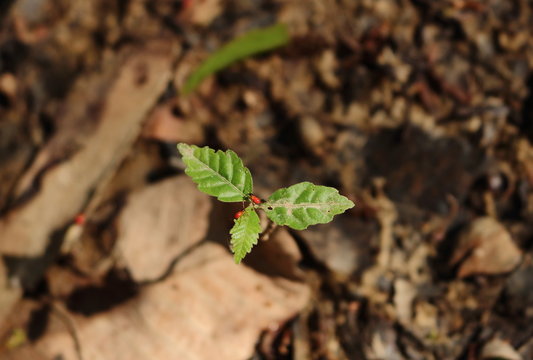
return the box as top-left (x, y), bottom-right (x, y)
top-left (178, 143), bottom-right (355, 264)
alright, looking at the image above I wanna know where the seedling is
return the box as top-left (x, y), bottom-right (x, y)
top-left (178, 143), bottom-right (355, 264)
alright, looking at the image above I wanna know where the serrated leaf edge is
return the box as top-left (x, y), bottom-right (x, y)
top-left (178, 143), bottom-right (252, 201)
top-left (261, 182), bottom-right (354, 229)
top-left (229, 207), bottom-right (261, 264)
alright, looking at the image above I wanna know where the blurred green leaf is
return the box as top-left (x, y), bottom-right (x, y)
top-left (5, 328), bottom-right (27, 349)
top-left (182, 23), bottom-right (289, 95)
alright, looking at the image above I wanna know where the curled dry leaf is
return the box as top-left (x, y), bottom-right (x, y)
top-left (481, 338), bottom-right (522, 360)
top-left (450, 217), bottom-right (522, 278)
top-left (142, 104), bottom-right (204, 144)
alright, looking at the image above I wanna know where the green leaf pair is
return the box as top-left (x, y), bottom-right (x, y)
top-left (178, 143), bottom-right (355, 264)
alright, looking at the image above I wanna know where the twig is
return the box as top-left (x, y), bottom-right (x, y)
top-left (259, 220), bottom-right (278, 242)
top-left (50, 301), bottom-right (84, 360)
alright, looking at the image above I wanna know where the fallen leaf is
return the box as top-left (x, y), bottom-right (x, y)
top-left (481, 338), bottom-right (522, 360)
top-left (299, 216), bottom-right (374, 276)
top-left (0, 40), bottom-right (176, 261)
top-left (187, 0), bottom-right (222, 26)
top-left (450, 217), bottom-right (522, 278)
top-left (142, 103), bottom-right (204, 144)
top-left (117, 176), bottom-right (211, 282)
top-left (34, 243), bottom-right (309, 360)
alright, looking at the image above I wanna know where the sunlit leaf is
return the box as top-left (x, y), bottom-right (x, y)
top-left (264, 182), bottom-right (354, 230)
top-left (230, 207), bottom-right (261, 264)
top-left (178, 143), bottom-right (253, 202)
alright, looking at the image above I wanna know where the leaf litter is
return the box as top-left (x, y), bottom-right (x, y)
top-left (1, 0), bottom-right (533, 359)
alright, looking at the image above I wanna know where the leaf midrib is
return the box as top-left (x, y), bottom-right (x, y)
top-left (264, 201), bottom-right (347, 209)
top-left (186, 147), bottom-right (246, 198)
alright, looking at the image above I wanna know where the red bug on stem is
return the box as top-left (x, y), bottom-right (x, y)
top-left (250, 194), bottom-right (262, 204)
top-left (74, 213), bottom-right (86, 226)
top-left (234, 210), bottom-right (244, 219)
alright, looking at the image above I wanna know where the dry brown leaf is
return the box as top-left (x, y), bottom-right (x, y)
top-left (299, 217), bottom-right (371, 276)
top-left (0, 40), bottom-right (176, 259)
top-left (450, 217), bottom-right (522, 278)
top-left (481, 338), bottom-right (522, 360)
top-left (186, 0), bottom-right (222, 26)
top-left (142, 104), bottom-right (204, 144)
top-left (117, 176), bottom-right (211, 282)
top-left (34, 243), bottom-right (310, 360)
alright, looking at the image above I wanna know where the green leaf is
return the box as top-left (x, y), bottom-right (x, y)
top-left (178, 143), bottom-right (253, 202)
top-left (263, 182), bottom-right (354, 230)
top-left (230, 207), bottom-right (261, 264)
top-left (182, 23), bottom-right (290, 95)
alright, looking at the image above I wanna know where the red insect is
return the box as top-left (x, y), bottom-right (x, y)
top-left (250, 194), bottom-right (262, 204)
top-left (182, 0), bottom-right (194, 11)
top-left (234, 210), bottom-right (244, 219)
top-left (74, 213), bottom-right (86, 226)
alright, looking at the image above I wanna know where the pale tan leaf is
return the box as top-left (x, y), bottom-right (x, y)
top-left (481, 338), bottom-right (522, 360)
top-left (35, 243), bottom-right (310, 360)
top-left (0, 40), bottom-right (176, 259)
top-left (450, 217), bottom-right (522, 278)
top-left (117, 176), bottom-right (211, 282)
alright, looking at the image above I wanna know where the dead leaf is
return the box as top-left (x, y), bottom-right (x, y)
top-left (142, 103), bottom-right (204, 144)
top-left (117, 176), bottom-right (211, 282)
top-left (185, 0), bottom-right (222, 26)
top-left (450, 217), bottom-right (522, 278)
top-left (34, 243), bottom-right (309, 360)
top-left (299, 216), bottom-right (374, 276)
top-left (481, 338), bottom-right (522, 360)
top-left (0, 40), bottom-right (176, 260)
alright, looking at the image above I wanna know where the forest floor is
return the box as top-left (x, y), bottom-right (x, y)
top-left (1, 0), bottom-right (533, 359)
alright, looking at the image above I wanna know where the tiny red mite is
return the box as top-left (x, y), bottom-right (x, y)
top-left (74, 213), bottom-right (86, 226)
top-left (234, 210), bottom-right (244, 219)
top-left (250, 195), bottom-right (261, 204)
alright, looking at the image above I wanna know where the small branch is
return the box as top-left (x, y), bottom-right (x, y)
top-left (50, 301), bottom-right (84, 360)
top-left (259, 220), bottom-right (278, 242)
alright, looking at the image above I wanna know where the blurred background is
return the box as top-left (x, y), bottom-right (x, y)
top-left (0, 0), bottom-right (533, 359)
